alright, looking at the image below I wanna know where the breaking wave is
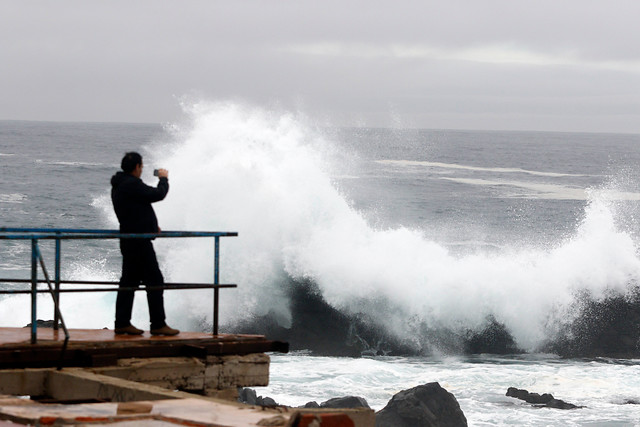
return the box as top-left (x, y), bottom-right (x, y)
top-left (87, 101), bottom-right (640, 355)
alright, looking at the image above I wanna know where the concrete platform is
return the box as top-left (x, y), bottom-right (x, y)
top-left (0, 396), bottom-right (293, 426)
top-left (0, 328), bottom-right (374, 426)
top-left (0, 327), bottom-right (288, 369)
top-left (0, 371), bottom-right (375, 426)
top-left (0, 327), bottom-right (267, 346)
top-left (0, 396), bottom-right (375, 426)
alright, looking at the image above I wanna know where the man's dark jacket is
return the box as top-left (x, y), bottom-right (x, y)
top-left (111, 172), bottom-right (169, 233)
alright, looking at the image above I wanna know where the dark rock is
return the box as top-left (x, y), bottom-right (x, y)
top-left (232, 278), bottom-right (415, 357)
top-left (544, 287), bottom-right (640, 358)
top-left (258, 396), bottom-right (277, 407)
top-left (231, 279), bottom-right (640, 358)
top-left (320, 396), bottom-right (370, 409)
top-left (375, 382), bottom-right (467, 427)
top-left (287, 280), bottom-right (364, 357)
top-left (546, 398), bottom-right (579, 410)
top-left (464, 316), bottom-right (522, 354)
top-left (238, 388), bottom-right (278, 407)
top-left (506, 387), bottom-right (582, 410)
top-left (530, 393), bottom-right (554, 404)
top-left (303, 401), bottom-right (320, 408)
top-left (230, 279), bottom-right (528, 357)
top-left (506, 387), bottom-right (528, 401)
top-left (506, 387), bottom-right (552, 404)
top-left (238, 388), bottom-right (257, 405)
top-left (24, 319), bottom-right (57, 328)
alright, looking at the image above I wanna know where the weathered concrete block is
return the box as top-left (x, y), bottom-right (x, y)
top-left (205, 353), bottom-right (270, 390)
top-left (90, 353), bottom-right (270, 394)
top-left (46, 369), bottom-right (196, 402)
top-left (93, 357), bottom-right (206, 391)
top-left (0, 369), bottom-right (48, 397)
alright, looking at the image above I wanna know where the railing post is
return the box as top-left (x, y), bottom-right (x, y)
top-left (214, 236), bottom-right (220, 336)
top-left (54, 233), bottom-right (61, 330)
top-left (30, 239), bottom-right (38, 344)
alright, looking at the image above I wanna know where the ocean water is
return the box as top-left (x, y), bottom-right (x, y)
top-left (2, 102), bottom-right (640, 425)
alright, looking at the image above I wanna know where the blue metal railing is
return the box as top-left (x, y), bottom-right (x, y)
top-left (0, 227), bottom-right (238, 346)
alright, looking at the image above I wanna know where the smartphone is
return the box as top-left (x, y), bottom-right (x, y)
top-left (153, 169), bottom-right (159, 176)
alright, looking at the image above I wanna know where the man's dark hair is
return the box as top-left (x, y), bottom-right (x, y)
top-left (121, 152), bottom-right (142, 173)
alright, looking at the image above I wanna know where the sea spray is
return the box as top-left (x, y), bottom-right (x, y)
top-left (0, 260), bottom-right (119, 329)
top-left (90, 101), bottom-right (640, 353)
top-left (4, 119), bottom-right (640, 424)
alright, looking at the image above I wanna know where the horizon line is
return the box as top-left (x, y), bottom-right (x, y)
top-left (1, 118), bottom-right (639, 137)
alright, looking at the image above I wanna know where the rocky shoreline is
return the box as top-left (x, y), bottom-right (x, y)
top-left (232, 279), bottom-right (640, 359)
top-left (240, 382), bottom-right (468, 427)
top-left (240, 383), bottom-right (590, 426)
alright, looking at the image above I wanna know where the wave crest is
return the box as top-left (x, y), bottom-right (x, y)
top-left (97, 101), bottom-right (640, 355)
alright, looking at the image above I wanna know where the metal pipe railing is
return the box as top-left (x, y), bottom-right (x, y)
top-left (0, 228), bottom-right (238, 345)
top-left (35, 240), bottom-right (70, 365)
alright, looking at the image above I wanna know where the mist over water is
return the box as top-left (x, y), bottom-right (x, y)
top-left (90, 102), bottom-right (640, 352)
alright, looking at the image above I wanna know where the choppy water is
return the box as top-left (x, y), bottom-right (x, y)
top-left (2, 103), bottom-right (640, 425)
top-left (264, 353), bottom-right (640, 426)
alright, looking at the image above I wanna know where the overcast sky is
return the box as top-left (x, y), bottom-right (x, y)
top-left (2, 1), bottom-right (639, 133)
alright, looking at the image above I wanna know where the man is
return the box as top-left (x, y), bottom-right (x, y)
top-left (110, 152), bottom-right (179, 336)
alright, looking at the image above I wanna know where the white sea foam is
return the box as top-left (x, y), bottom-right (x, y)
top-left (0, 193), bottom-right (26, 204)
top-left (377, 160), bottom-right (590, 177)
top-left (262, 354), bottom-right (640, 424)
top-left (0, 261), bottom-right (118, 329)
top-left (440, 177), bottom-right (640, 201)
top-left (35, 160), bottom-right (108, 167)
top-left (90, 101), bottom-right (640, 351)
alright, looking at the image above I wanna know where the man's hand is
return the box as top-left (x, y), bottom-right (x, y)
top-left (157, 168), bottom-right (169, 179)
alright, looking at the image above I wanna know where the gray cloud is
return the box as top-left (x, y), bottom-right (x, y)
top-left (1, 0), bottom-right (639, 132)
